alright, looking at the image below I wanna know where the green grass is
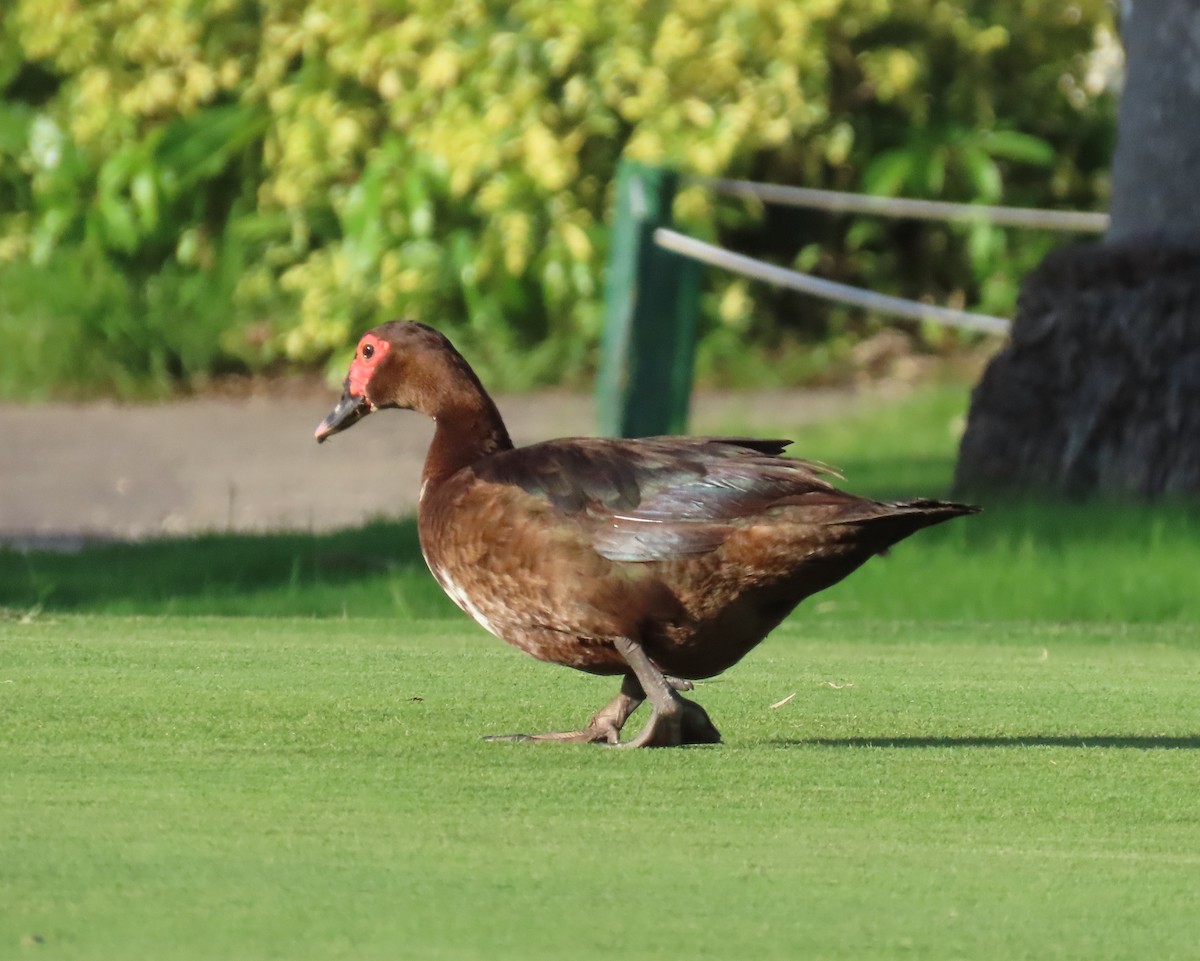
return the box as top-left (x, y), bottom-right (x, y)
top-left (753, 381), bottom-right (975, 496)
top-left (4, 616), bottom-right (1199, 961)
top-left (4, 383), bottom-right (1199, 959)
top-left (4, 493), bottom-right (1200, 624)
top-left (5, 383), bottom-right (1200, 624)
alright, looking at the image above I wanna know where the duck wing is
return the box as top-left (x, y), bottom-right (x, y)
top-left (473, 436), bottom-right (844, 562)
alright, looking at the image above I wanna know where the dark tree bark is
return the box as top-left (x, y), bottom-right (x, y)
top-left (955, 0), bottom-right (1200, 497)
top-left (955, 244), bottom-right (1200, 495)
top-left (1108, 1), bottom-right (1200, 245)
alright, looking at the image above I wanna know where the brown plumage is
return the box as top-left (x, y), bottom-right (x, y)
top-left (315, 320), bottom-right (978, 747)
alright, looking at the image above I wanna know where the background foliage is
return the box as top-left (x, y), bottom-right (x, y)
top-left (0, 0), bottom-right (1117, 398)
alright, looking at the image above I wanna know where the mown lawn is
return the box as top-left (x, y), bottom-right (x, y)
top-left (3, 384), bottom-right (1199, 959)
top-left (3, 616), bottom-right (1198, 961)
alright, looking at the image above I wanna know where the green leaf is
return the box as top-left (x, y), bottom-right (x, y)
top-left (97, 195), bottom-right (138, 252)
top-left (155, 104), bottom-right (267, 189)
top-left (130, 170), bottom-right (159, 232)
top-left (980, 130), bottom-right (1056, 166)
top-left (967, 220), bottom-right (1000, 266)
top-left (0, 102), bottom-right (33, 154)
top-left (922, 145), bottom-right (947, 195)
top-left (959, 144), bottom-right (1003, 202)
top-left (30, 206), bottom-right (74, 264)
top-left (862, 148), bottom-right (915, 196)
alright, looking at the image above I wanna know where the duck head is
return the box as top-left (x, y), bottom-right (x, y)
top-left (314, 320), bottom-right (490, 443)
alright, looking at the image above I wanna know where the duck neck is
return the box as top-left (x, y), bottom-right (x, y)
top-left (422, 393), bottom-right (514, 498)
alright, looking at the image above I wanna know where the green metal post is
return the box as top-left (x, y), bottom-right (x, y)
top-left (597, 161), bottom-right (702, 437)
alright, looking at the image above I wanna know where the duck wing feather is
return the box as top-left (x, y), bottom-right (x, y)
top-left (472, 436), bottom-right (844, 562)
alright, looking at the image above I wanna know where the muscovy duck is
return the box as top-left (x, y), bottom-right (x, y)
top-left (315, 320), bottom-right (977, 747)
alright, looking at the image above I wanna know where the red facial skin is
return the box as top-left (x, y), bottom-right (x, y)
top-left (347, 333), bottom-right (391, 401)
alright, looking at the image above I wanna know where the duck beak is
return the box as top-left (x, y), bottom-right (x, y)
top-left (314, 381), bottom-right (371, 443)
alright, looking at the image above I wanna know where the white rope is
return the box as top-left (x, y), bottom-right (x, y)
top-left (654, 228), bottom-right (1011, 335)
top-left (699, 177), bottom-right (1110, 233)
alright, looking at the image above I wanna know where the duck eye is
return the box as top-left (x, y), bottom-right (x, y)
top-left (361, 343), bottom-right (374, 360)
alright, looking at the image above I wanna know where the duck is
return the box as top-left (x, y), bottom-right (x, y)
top-left (315, 320), bottom-right (978, 747)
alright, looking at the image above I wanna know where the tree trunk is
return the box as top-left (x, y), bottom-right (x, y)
top-left (955, 244), bottom-right (1200, 496)
top-left (955, 0), bottom-right (1200, 498)
top-left (1108, 0), bottom-right (1200, 246)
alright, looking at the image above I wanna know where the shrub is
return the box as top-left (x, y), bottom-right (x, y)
top-left (0, 0), bottom-right (1116, 396)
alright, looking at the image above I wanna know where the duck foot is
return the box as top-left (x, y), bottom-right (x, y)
top-left (481, 672), bottom-right (704, 745)
top-left (621, 695), bottom-right (722, 748)
top-left (482, 730), bottom-right (615, 744)
top-left (481, 663), bottom-right (713, 748)
top-left (483, 673), bottom-right (646, 745)
top-left (613, 637), bottom-right (721, 748)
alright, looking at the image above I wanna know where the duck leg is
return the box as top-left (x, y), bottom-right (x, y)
top-left (614, 637), bottom-right (722, 748)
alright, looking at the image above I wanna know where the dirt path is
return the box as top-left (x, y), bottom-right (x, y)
top-left (0, 385), bottom-right (870, 550)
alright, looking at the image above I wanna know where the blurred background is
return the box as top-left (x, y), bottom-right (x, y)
top-left (0, 0), bottom-right (1118, 399)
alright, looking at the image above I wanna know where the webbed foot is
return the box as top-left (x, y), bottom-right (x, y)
top-left (483, 673), bottom-right (643, 745)
top-left (613, 637), bottom-right (721, 748)
top-left (481, 661), bottom-right (714, 748)
top-left (621, 693), bottom-right (722, 748)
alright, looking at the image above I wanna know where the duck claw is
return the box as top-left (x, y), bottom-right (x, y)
top-left (483, 718), bottom-right (623, 745)
top-left (481, 669), bottom-right (713, 748)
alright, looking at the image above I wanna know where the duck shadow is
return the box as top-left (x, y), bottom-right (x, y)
top-left (771, 734), bottom-right (1200, 750)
